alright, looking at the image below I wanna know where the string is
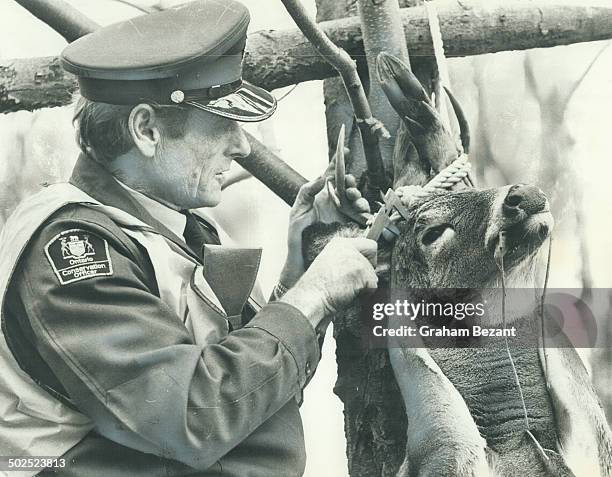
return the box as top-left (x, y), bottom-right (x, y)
top-left (497, 230), bottom-right (551, 461)
top-left (540, 236), bottom-right (553, 380)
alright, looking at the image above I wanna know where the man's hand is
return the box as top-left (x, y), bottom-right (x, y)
top-left (281, 237), bottom-right (378, 330)
top-left (280, 158), bottom-right (371, 288)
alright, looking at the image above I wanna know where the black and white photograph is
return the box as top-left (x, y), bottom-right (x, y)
top-left (1, 0), bottom-right (612, 475)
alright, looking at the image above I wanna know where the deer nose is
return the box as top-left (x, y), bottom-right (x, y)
top-left (503, 184), bottom-right (547, 217)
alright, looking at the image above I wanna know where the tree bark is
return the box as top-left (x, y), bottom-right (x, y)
top-left (356, 0), bottom-right (409, 171)
top-left (3, 2), bottom-right (612, 114)
top-left (242, 133), bottom-right (307, 204)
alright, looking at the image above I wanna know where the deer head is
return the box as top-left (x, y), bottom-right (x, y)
top-left (373, 53), bottom-right (554, 290)
top-left (305, 55), bottom-right (553, 291)
top-left (391, 184), bottom-right (553, 290)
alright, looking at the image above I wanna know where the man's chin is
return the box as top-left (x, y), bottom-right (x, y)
top-left (191, 192), bottom-right (222, 209)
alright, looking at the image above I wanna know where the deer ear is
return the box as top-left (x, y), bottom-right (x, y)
top-left (393, 123), bottom-right (430, 188)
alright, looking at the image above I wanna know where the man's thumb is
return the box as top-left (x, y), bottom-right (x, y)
top-left (347, 237), bottom-right (378, 267)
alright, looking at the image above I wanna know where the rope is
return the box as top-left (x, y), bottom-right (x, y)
top-left (424, 155), bottom-right (471, 191)
top-left (425, 0), bottom-right (451, 91)
top-left (395, 154), bottom-right (471, 206)
top-left (539, 236), bottom-right (554, 400)
top-left (496, 234), bottom-right (531, 433)
top-left (424, 1), bottom-right (475, 188)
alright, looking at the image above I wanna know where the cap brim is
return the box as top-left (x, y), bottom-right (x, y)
top-left (185, 81), bottom-right (277, 122)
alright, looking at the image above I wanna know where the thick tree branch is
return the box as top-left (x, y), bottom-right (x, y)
top-left (13, 0), bottom-right (100, 42)
top-left (240, 133), bottom-right (307, 204)
top-left (356, 0), bottom-right (411, 199)
top-left (357, 0), bottom-right (409, 163)
top-left (4, 3), bottom-right (612, 115)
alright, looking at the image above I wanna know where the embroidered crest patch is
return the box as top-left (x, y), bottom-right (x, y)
top-left (45, 229), bottom-right (113, 285)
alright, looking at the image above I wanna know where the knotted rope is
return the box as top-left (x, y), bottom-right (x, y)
top-left (394, 154), bottom-right (471, 207)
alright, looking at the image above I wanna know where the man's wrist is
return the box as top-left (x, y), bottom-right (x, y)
top-left (279, 283), bottom-right (327, 331)
top-left (279, 253), bottom-right (305, 289)
top-left (270, 281), bottom-right (289, 301)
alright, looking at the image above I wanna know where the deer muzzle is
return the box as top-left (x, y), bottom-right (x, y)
top-left (503, 184), bottom-right (549, 218)
top-left (485, 184), bottom-right (554, 265)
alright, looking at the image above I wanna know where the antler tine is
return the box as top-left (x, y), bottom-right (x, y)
top-left (327, 124), bottom-right (373, 227)
top-left (443, 86), bottom-right (471, 155)
top-left (443, 86), bottom-right (475, 188)
top-left (334, 124), bottom-right (350, 208)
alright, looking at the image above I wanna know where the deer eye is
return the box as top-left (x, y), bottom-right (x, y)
top-left (421, 224), bottom-right (453, 246)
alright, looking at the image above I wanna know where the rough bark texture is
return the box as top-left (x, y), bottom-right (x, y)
top-left (4, 3), bottom-right (612, 114)
top-left (248, 1), bottom-right (612, 91)
top-left (0, 56), bottom-right (78, 113)
top-left (241, 133), bottom-right (307, 205)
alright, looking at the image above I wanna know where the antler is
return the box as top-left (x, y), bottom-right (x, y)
top-left (377, 52), bottom-right (462, 179)
top-left (444, 86), bottom-right (471, 155)
top-left (326, 125), bottom-right (371, 226)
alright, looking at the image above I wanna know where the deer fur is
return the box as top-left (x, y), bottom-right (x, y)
top-left (303, 184), bottom-right (611, 476)
top-left (301, 53), bottom-right (612, 477)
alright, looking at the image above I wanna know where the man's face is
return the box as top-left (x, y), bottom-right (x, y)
top-left (151, 108), bottom-right (251, 209)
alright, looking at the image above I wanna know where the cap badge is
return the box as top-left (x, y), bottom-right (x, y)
top-left (170, 90), bottom-right (185, 104)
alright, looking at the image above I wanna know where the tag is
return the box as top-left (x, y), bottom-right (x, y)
top-left (44, 229), bottom-right (113, 285)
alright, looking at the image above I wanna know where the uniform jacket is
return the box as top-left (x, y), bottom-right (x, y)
top-left (0, 154), bottom-right (321, 476)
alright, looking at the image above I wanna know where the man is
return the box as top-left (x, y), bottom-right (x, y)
top-left (0, 1), bottom-right (377, 476)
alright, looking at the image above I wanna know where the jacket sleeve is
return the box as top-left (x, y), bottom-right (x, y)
top-left (9, 206), bottom-right (321, 470)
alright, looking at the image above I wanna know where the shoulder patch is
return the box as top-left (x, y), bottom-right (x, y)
top-left (44, 229), bottom-right (113, 285)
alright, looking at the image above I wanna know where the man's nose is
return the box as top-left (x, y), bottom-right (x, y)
top-left (503, 184), bottom-right (547, 217)
top-left (228, 124), bottom-right (251, 159)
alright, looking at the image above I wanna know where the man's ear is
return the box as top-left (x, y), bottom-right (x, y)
top-left (128, 104), bottom-right (161, 158)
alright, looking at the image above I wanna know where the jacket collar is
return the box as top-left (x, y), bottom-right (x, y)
top-left (69, 154), bottom-right (264, 321)
top-left (69, 154), bottom-right (199, 261)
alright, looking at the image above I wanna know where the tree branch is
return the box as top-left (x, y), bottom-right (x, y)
top-left (281, 0), bottom-right (394, 199)
top-left (280, 0), bottom-right (388, 139)
top-left (357, 0), bottom-right (409, 149)
top-left (13, 0), bottom-right (100, 42)
top-left (4, 3), bottom-right (612, 115)
top-left (239, 133), bottom-right (307, 204)
top-left (356, 0), bottom-right (411, 198)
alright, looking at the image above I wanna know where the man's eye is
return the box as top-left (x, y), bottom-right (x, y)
top-left (421, 225), bottom-right (452, 246)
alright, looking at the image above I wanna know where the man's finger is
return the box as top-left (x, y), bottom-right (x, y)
top-left (295, 176), bottom-right (326, 204)
top-left (345, 187), bottom-right (361, 201)
top-left (352, 197), bottom-right (371, 213)
top-left (345, 174), bottom-right (357, 188)
top-left (347, 237), bottom-right (378, 267)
